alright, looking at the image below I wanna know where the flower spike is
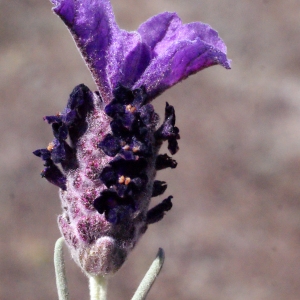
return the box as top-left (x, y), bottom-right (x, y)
top-left (35, 0), bottom-right (230, 277)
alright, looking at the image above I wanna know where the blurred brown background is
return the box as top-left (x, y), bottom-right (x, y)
top-left (1, 0), bottom-right (300, 299)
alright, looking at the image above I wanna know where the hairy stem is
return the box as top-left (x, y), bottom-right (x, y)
top-left (89, 276), bottom-right (108, 300)
top-left (131, 248), bottom-right (165, 300)
top-left (54, 237), bottom-right (69, 300)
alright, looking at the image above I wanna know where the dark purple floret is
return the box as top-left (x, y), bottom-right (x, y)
top-left (155, 154), bottom-right (177, 170)
top-left (104, 101), bottom-right (124, 118)
top-left (93, 189), bottom-right (135, 224)
top-left (66, 84), bottom-right (94, 143)
top-left (110, 156), bottom-right (147, 176)
top-left (51, 139), bottom-right (67, 163)
top-left (43, 84), bottom-right (95, 145)
top-left (52, 122), bottom-right (68, 140)
top-left (44, 115), bottom-right (61, 124)
top-left (99, 166), bottom-right (119, 188)
top-left (33, 149), bottom-right (51, 161)
top-left (41, 160), bottom-right (67, 190)
top-left (152, 181), bottom-right (168, 197)
top-left (155, 102), bottom-right (180, 155)
top-left (146, 196), bottom-right (173, 224)
top-left (98, 134), bottom-right (121, 157)
top-left (139, 104), bottom-right (157, 126)
top-left (34, 84), bottom-right (94, 187)
top-left (110, 118), bottom-right (130, 138)
top-left (113, 85), bottom-right (135, 104)
top-left (93, 189), bottom-right (120, 214)
top-left (127, 176), bottom-right (148, 193)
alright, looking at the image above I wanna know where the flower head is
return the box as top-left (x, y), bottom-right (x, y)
top-left (34, 0), bottom-right (230, 276)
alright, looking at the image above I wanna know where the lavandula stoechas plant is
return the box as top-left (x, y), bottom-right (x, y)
top-left (34, 0), bottom-right (230, 297)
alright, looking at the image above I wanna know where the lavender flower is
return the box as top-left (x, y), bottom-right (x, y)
top-left (34, 0), bottom-right (230, 277)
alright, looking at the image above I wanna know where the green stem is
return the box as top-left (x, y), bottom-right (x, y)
top-left (54, 239), bottom-right (164, 300)
top-left (131, 248), bottom-right (165, 300)
top-left (89, 276), bottom-right (108, 300)
top-left (54, 237), bottom-right (69, 300)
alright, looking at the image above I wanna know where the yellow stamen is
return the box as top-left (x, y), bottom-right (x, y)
top-left (125, 177), bottom-right (131, 185)
top-left (132, 146), bottom-right (140, 153)
top-left (47, 142), bottom-right (55, 151)
top-left (118, 175), bottom-right (125, 184)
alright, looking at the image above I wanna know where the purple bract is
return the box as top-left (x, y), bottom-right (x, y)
top-left (34, 0), bottom-right (230, 276)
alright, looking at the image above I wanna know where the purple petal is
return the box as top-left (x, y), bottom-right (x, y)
top-left (51, 0), bottom-right (148, 103)
top-left (51, 0), bottom-right (115, 102)
top-left (137, 13), bottom-right (227, 55)
top-left (134, 12), bottom-right (231, 99)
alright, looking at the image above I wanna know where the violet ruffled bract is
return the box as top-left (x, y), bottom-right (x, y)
top-left (34, 0), bottom-right (230, 276)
